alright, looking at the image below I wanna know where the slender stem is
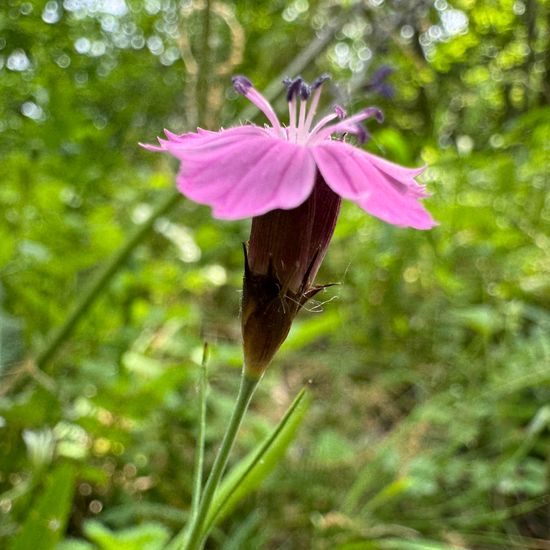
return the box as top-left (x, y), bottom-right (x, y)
top-left (183, 372), bottom-right (259, 550)
top-left (190, 344), bottom-right (209, 523)
top-left (201, 388), bottom-right (307, 535)
top-left (35, 190), bottom-right (181, 371)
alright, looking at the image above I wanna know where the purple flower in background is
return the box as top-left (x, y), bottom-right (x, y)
top-left (143, 75), bottom-right (435, 374)
top-left (364, 65), bottom-right (395, 99)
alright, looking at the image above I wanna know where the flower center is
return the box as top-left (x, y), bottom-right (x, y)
top-left (284, 74), bottom-right (331, 145)
top-left (232, 74), bottom-right (384, 146)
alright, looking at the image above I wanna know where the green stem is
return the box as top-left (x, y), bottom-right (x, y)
top-left (35, 190), bottom-right (181, 371)
top-left (202, 388), bottom-right (307, 535)
top-left (182, 372), bottom-right (259, 550)
top-left (190, 344), bottom-right (209, 522)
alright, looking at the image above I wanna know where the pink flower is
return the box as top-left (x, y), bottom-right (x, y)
top-left (143, 75), bottom-right (435, 374)
top-left (142, 75), bottom-right (435, 231)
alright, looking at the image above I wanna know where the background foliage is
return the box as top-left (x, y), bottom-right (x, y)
top-left (1, 0), bottom-right (549, 548)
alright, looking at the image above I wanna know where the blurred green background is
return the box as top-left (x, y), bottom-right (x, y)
top-left (1, 0), bottom-right (549, 548)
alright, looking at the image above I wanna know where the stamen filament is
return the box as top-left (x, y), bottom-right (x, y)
top-left (303, 85), bottom-right (322, 134)
top-left (308, 113), bottom-right (338, 139)
top-left (297, 99), bottom-right (307, 143)
top-left (288, 98), bottom-right (297, 143)
top-left (246, 88), bottom-right (285, 138)
top-left (308, 108), bottom-right (383, 144)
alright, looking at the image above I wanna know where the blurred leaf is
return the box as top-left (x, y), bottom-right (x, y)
top-left (378, 539), bottom-right (460, 550)
top-left (372, 128), bottom-right (413, 165)
top-left (311, 429), bottom-right (355, 466)
top-left (82, 521), bottom-right (170, 550)
top-left (0, 310), bottom-right (24, 373)
top-left (454, 305), bottom-right (502, 337)
top-left (56, 540), bottom-right (95, 550)
top-left (99, 502), bottom-right (186, 527)
top-left (361, 477), bottom-right (414, 514)
top-left (9, 463), bottom-right (75, 550)
top-left (284, 310), bottom-right (341, 352)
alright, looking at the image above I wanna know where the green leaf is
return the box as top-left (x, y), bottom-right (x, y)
top-left (83, 521), bottom-right (170, 550)
top-left (284, 311), bottom-right (341, 352)
top-left (204, 388), bottom-right (311, 532)
top-left (98, 502), bottom-right (186, 527)
top-left (378, 538), bottom-right (459, 550)
top-left (332, 542), bottom-right (382, 550)
top-left (361, 477), bottom-right (414, 514)
top-left (311, 429), bottom-right (355, 466)
top-left (454, 305), bottom-right (502, 337)
top-left (0, 310), bottom-right (24, 373)
top-left (9, 463), bottom-right (76, 550)
top-left (56, 540), bottom-right (95, 550)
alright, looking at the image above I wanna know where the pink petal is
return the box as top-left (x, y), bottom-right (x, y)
top-left (165, 126), bottom-right (269, 156)
top-left (312, 141), bottom-right (436, 229)
top-left (163, 129), bottom-right (204, 142)
top-left (139, 141), bottom-right (164, 152)
top-left (170, 127), bottom-right (317, 220)
top-left (140, 130), bottom-right (199, 151)
top-left (197, 127), bottom-right (217, 136)
top-left (366, 154), bottom-right (429, 197)
top-left (358, 189), bottom-right (437, 230)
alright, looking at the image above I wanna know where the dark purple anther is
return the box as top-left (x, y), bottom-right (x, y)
top-left (334, 104), bottom-right (347, 119)
top-left (364, 107), bottom-right (384, 124)
top-left (299, 82), bottom-right (311, 100)
top-left (311, 73), bottom-right (331, 90)
top-left (232, 75), bottom-right (253, 95)
top-left (284, 76), bottom-right (304, 102)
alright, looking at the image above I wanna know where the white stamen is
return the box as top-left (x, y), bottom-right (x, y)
top-left (288, 98), bottom-right (297, 143)
top-left (308, 113), bottom-right (338, 139)
top-left (303, 85), bottom-right (323, 134)
top-left (297, 99), bottom-right (307, 143)
top-left (308, 109), bottom-right (380, 144)
top-left (246, 88), bottom-right (285, 138)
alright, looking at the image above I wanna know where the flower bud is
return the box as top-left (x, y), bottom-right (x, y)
top-left (241, 172), bottom-right (341, 376)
